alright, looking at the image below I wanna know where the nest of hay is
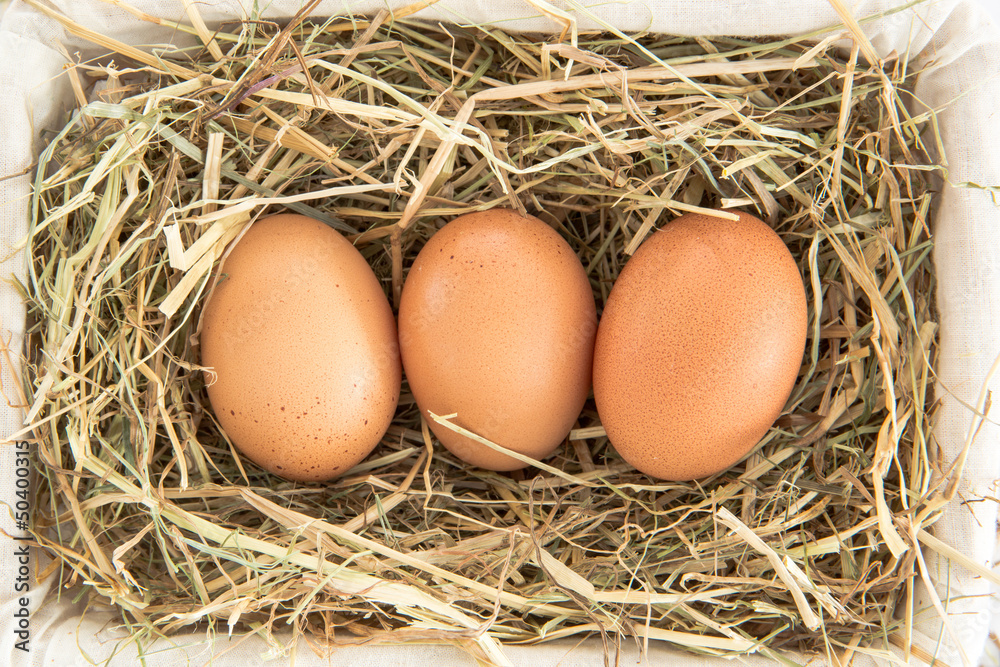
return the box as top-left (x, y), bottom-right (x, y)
top-left (17, 1), bottom-right (958, 663)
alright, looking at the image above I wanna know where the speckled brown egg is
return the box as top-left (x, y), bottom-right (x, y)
top-left (398, 208), bottom-right (597, 471)
top-left (200, 214), bottom-right (401, 482)
top-left (593, 210), bottom-right (807, 481)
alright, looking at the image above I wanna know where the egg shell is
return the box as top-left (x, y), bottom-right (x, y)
top-left (398, 208), bottom-right (597, 471)
top-left (200, 214), bottom-right (401, 482)
top-left (593, 210), bottom-right (808, 481)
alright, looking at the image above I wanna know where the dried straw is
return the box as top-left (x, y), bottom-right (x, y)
top-left (13, 1), bottom-right (958, 664)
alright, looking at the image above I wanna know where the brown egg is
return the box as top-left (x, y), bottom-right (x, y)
top-left (398, 208), bottom-right (597, 471)
top-left (593, 210), bottom-right (807, 481)
top-left (200, 214), bottom-right (401, 482)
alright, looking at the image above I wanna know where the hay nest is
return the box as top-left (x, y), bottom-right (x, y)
top-left (17, 1), bottom-right (959, 664)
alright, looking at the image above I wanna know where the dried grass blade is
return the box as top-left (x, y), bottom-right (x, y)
top-left (429, 412), bottom-right (598, 487)
top-left (173, 183), bottom-right (392, 226)
top-left (224, 117), bottom-right (333, 163)
top-left (531, 547), bottom-right (596, 600)
top-left (716, 507), bottom-right (821, 630)
top-left (826, 0), bottom-right (882, 65)
top-left (830, 44), bottom-right (859, 201)
top-left (158, 242), bottom-right (226, 317)
top-left (916, 530), bottom-right (1000, 587)
top-left (871, 410), bottom-right (912, 558)
top-left (543, 622), bottom-right (756, 652)
top-left (594, 588), bottom-right (740, 605)
top-left (162, 224), bottom-right (187, 270)
top-left (22, 0), bottom-right (197, 79)
top-left (181, 0), bottom-right (224, 61)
